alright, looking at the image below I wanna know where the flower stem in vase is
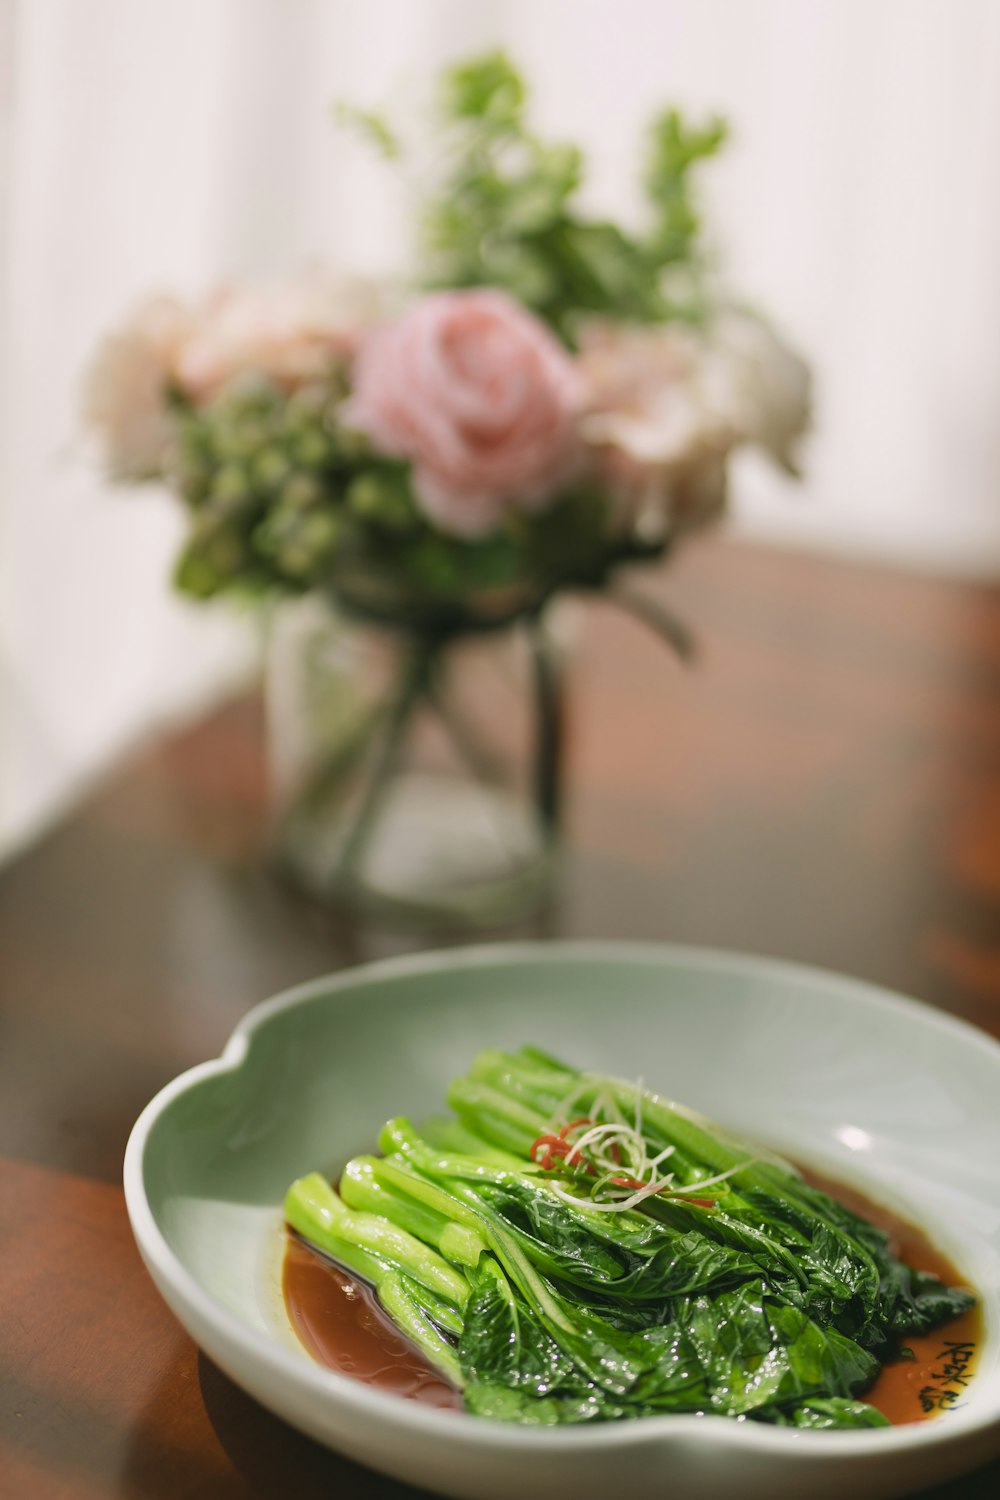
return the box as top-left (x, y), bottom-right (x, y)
top-left (530, 619), bottom-right (563, 836)
top-left (333, 638), bottom-right (435, 884)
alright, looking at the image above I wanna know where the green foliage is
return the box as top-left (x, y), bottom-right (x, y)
top-left (441, 51), bottom-right (526, 126)
top-left (333, 101), bottom-right (401, 160)
top-left (399, 51), bottom-right (728, 341)
top-left (645, 108), bottom-right (728, 266)
top-left (285, 1047), bottom-right (973, 1429)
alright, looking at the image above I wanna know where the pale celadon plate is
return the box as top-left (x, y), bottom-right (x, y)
top-left (124, 943), bottom-right (1000, 1500)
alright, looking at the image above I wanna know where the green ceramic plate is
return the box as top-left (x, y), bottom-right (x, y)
top-left (124, 942), bottom-right (1000, 1500)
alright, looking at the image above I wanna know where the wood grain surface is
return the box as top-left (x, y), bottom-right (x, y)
top-left (2, 537), bottom-right (999, 1498)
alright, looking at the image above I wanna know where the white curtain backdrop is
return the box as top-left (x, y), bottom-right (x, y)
top-left (2, 0), bottom-right (1000, 856)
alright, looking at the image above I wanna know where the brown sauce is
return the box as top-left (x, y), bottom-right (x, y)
top-left (798, 1166), bottom-right (981, 1424)
top-left (283, 1232), bottom-right (463, 1410)
top-left (283, 1168), bottom-right (981, 1424)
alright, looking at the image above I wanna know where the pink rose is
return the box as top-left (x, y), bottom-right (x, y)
top-left (345, 290), bottom-right (582, 537)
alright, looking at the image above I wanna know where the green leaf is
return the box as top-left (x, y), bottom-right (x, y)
top-left (441, 51), bottom-right (526, 126)
top-left (334, 101), bottom-right (401, 159)
top-left (644, 107), bottom-right (728, 266)
top-left (773, 1398), bottom-right (892, 1430)
top-left (460, 1260), bottom-right (580, 1394)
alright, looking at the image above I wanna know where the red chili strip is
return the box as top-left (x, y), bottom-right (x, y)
top-left (531, 1133), bottom-right (568, 1158)
top-left (532, 1127), bottom-right (609, 1177)
top-left (531, 1133), bottom-right (575, 1170)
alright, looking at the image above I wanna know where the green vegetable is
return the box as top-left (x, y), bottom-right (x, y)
top-left (284, 1047), bottom-right (974, 1428)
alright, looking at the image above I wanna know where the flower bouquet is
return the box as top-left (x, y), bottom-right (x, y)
top-left (85, 53), bottom-right (808, 925)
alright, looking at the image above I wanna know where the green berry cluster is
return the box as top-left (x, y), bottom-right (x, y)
top-left (164, 375), bottom-right (420, 600)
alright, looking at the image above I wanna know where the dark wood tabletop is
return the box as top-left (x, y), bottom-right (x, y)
top-left (3, 536), bottom-right (1000, 1499)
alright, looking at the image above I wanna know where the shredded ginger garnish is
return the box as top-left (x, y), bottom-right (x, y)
top-left (530, 1079), bottom-right (750, 1213)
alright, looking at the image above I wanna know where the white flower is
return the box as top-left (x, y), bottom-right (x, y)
top-left (578, 311), bottom-right (811, 534)
top-left (82, 295), bottom-right (190, 480)
top-left (578, 321), bottom-right (738, 532)
top-left (173, 270), bottom-right (384, 402)
top-left (701, 308), bottom-right (811, 475)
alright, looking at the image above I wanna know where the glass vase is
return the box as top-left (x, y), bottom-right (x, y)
top-left (266, 596), bottom-right (564, 927)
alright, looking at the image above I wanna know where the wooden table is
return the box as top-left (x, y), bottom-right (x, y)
top-left (3, 537), bottom-right (999, 1498)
